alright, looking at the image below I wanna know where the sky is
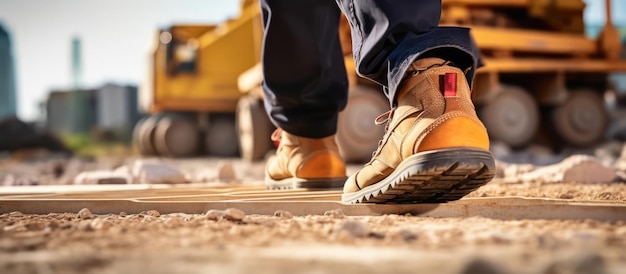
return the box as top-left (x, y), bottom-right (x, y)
top-left (0, 0), bottom-right (240, 121)
top-left (0, 0), bottom-right (624, 121)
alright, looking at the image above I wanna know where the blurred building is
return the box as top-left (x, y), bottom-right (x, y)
top-left (96, 83), bottom-right (140, 141)
top-left (46, 83), bottom-right (139, 142)
top-left (46, 88), bottom-right (97, 134)
top-left (0, 22), bottom-right (17, 119)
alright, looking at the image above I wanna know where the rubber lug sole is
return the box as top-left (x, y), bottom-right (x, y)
top-left (341, 148), bottom-right (496, 204)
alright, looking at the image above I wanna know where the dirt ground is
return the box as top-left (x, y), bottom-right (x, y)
top-left (1, 149), bottom-right (625, 274)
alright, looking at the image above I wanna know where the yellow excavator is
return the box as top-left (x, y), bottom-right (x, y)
top-left (133, 0), bottom-right (626, 162)
top-left (133, 0), bottom-right (262, 157)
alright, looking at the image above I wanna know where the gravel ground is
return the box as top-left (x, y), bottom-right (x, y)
top-left (1, 145), bottom-right (626, 274)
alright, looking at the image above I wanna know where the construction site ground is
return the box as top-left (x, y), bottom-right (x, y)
top-left (1, 148), bottom-right (625, 274)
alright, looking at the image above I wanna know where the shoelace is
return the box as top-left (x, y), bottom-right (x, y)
top-left (371, 107), bottom-right (396, 158)
top-left (406, 60), bottom-right (453, 78)
top-left (270, 128), bottom-right (282, 147)
top-left (270, 128), bottom-right (282, 142)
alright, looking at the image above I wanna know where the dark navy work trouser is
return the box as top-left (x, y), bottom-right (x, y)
top-left (260, 0), bottom-right (481, 138)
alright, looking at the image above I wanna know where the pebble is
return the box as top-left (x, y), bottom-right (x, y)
top-left (145, 210), bottom-right (161, 217)
top-left (324, 208), bottom-right (345, 219)
top-left (216, 161), bottom-right (237, 182)
top-left (90, 218), bottom-right (111, 230)
top-left (273, 210), bottom-right (293, 218)
top-left (78, 220), bottom-right (94, 231)
top-left (223, 208), bottom-right (246, 222)
top-left (77, 208), bottom-right (95, 219)
top-left (73, 170), bottom-right (130, 185)
top-left (132, 160), bottom-right (187, 184)
top-left (206, 209), bottom-right (224, 221)
top-left (9, 211), bottom-right (24, 217)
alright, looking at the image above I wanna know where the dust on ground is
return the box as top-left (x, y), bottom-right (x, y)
top-left (1, 147), bottom-right (625, 273)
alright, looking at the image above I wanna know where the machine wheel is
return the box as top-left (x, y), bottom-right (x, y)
top-left (479, 85), bottom-right (539, 148)
top-left (153, 113), bottom-right (200, 157)
top-left (337, 85), bottom-right (389, 163)
top-left (133, 115), bottom-right (160, 156)
top-left (236, 95), bottom-right (274, 161)
top-left (551, 89), bottom-right (608, 147)
top-left (205, 114), bottom-right (240, 157)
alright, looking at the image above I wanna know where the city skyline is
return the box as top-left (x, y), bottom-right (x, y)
top-left (0, 0), bottom-right (240, 121)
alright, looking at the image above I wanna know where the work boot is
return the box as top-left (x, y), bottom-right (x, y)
top-left (265, 129), bottom-right (347, 190)
top-left (342, 58), bottom-right (496, 203)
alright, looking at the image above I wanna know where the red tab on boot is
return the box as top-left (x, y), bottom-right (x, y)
top-left (443, 72), bottom-right (457, 97)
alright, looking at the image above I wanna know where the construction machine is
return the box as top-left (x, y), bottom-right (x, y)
top-left (133, 0), bottom-right (263, 157)
top-left (441, 0), bottom-right (626, 150)
top-left (134, 0), bottom-right (626, 161)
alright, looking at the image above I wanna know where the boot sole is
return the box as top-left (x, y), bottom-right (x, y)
top-left (341, 148), bottom-right (496, 204)
top-left (265, 177), bottom-right (347, 190)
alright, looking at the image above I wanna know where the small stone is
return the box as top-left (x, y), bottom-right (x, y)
top-left (223, 208), bottom-right (246, 222)
top-left (206, 209), bottom-right (224, 221)
top-left (90, 219), bottom-right (111, 230)
top-left (132, 160), bottom-right (187, 184)
top-left (333, 219), bottom-right (369, 238)
top-left (518, 155), bottom-right (617, 184)
top-left (77, 220), bottom-right (94, 232)
top-left (77, 208), bottom-right (95, 219)
top-left (216, 161), bottom-right (237, 182)
top-left (145, 210), bottom-right (160, 217)
top-left (9, 211), bottom-right (24, 217)
top-left (324, 209), bottom-right (345, 219)
top-left (561, 157), bottom-right (617, 183)
top-left (73, 170), bottom-right (130, 185)
top-left (273, 210), bottom-right (293, 218)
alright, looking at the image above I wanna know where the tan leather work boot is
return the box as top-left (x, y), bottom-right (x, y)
top-left (265, 129), bottom-right (347, 190)
top-left (342, 58), bottom-right (496, 203)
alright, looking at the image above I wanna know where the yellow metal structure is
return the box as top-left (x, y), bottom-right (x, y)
top-left (134, 1), bottom-right (264, 157)
top-left (149, 1), bottom-right (262, 113)
top-left (135, 0), bottom-right (626, 159)
top-left (440, 0), bottom-right (626, 149)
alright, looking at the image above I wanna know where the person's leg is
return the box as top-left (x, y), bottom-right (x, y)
top-left (336, 0), bottom-right (496, 203)
top-left (336, 0), bottom-right (481, 103)
top-left (260, 0), bottom-right (348, 138)
top-left (260, 0), bottom-right (348, 189)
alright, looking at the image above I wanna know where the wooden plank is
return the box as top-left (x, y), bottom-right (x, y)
top-left (1, 197), bottom-right (624, 222)
top-left (469, 26), bottom-right (597, 55)
top-left (442, 0), bottom-right (585, 10)
top-left (479, 58), bottom-right (626, 73)
top-left (0, 185), bottom-right (624, 221)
